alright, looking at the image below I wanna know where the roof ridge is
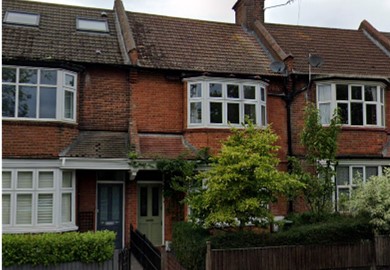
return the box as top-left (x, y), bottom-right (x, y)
top-left (360, 20), bottom-right (390, 55)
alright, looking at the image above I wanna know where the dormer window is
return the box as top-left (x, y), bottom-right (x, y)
top-left (4, 11), bottom-right (40, 26)
top-left (76, 18), bottom-right (108, 33)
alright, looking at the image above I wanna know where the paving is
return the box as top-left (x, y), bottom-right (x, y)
top-left (131, 254), bottom-right (144, 270)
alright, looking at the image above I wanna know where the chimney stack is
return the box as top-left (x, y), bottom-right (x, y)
top-left (233, 0), bottom-right (265, 29)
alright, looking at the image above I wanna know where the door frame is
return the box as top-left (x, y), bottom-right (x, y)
top-left (96, 181), bottom-right (125, 248)
top-left (137, 181), bottom-right (165, 246)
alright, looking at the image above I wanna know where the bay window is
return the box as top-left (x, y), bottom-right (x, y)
top-left (187, 77), bottom-right (267, 128)
top-left (317, 82), bottom-right (384, 127)
top-left (2, 169), bottom-right (76, 233)
top-left (2, 66), bottom-right (77, 122)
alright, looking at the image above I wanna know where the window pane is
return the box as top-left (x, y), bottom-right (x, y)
top-left (190, 83), bottom-right (202, 98)
top-left (336, 166), bottom-right (349, 186)
top-left (351, 86), bottom-right (362, 100)
top-left (337, 103), bottom-right (349, 124)
top-left (40, 70), bottom-right (57, 85)
top-left (244, 85), bottom-right (256, 99)
top-left (366, 104), bottom-right (377, 125)
top-left (152, 187), bottom-right (159, 217)
top-left (318, 84), bottom-right (331, 101)
top-left (19, 69), bottom-right (37, 84)
top-left (365, 86), bottom-right (377, 101)
top-left (140, 187), bottom-right (147, 217)
top-left (5, 12), bottom-right (39, 26)
top-left (62, 193), bottom-right (72, 223)
top-left (190, 102), bottom-right (202, 124)
top-left (227, 84), bottom-right (239, 98)
top-left (260, 87), bottom-right (265, 102)
top-left (2, 194), bottom-right (11, 225)
top-left (366, 167), bottom-right (378, 181)
top-left (2, 67), bottom-right (16, 82)
top-left (77, 19), bottom-right (108, 32)
top-left (351, 103), bottom-right (363, 125)
top-left (244, 104), bottom-right (256, 124)
top-left (352, 167), bottom-right (363, 184)
top-left (319, 103), bottom-right (330, 124)
top-left (337, 188), bottom-right (350, 211)
top-left (39, 172), bottom-right (54, 188)
top-left (261, 105), bottom-right (266, 126)
top-left (62, 172), bottom-right (73, 188)
top-left (227, 103), bottom-right (240, 124)
top-left (40, 87), bottom-right (57, 118)
top-left (18, 86), bottom-right (37, 118)
top-left (65, 74), bottom-right (75, 88)
top-left (209, 83), bottom-right (222, 97)
top-left (336, 84), bottom-right (348, 100)
top-left (64, 90), bottom-right (74, 119)
top-left (17, 172), bottom-right (33, 189)
top-left (210, 102), bottom-right (223, 123)
top-left (2, 85), bottom-right (16, 117)
top-left (2, 172), bottom-right (12, 189)
top-left (38, 194), bottom-right (53, 224)
top-left (16, 194), bottom-right (32, 224)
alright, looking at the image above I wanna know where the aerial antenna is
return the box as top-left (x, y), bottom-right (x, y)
top-left (264, 0), bottom-right (296, 10)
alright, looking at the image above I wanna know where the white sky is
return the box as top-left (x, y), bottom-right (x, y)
top-left (26, 0), bottom-right (390, 32)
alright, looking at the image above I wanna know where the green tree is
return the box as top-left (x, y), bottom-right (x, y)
top-left (186, 120), bottom-right (302, 229)
top-left (349, 169), bottom-right (390, 234)
top-left (291, 103), bottom-right (341, 218)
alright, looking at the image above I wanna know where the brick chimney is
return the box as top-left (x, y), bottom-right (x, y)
top-left (233, 0), bottom-right (265, 29)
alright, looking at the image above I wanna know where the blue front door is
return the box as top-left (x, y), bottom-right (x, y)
top-left (97, 183), bottom-right (123, 249)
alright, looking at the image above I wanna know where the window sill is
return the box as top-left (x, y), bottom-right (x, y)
top-left (2, 225), bottom-right (79, 234)
top-left (2, 119), bottom-right (78, 128)
top-left (339, 126), bottom-right (387, 132)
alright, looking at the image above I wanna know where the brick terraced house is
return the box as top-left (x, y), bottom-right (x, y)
top-left (2, 0), bottom-right (390, 248)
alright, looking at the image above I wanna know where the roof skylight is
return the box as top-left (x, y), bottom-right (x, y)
top-left (4, 11), bottom-right (40, 26)
top-left (76, 18), bottom-right (109, 33)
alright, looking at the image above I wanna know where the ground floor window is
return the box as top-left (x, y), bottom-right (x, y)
top-left (335, 162), bottom-right (388, 211)
top-left (2, 168), bottom-right (76, 233)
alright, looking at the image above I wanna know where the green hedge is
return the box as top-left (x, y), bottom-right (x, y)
top-left (2, 231), bottom-right (116, 267)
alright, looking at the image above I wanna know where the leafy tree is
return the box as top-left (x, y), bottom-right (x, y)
top-left (290, 103), bottom-right (341, 218)
top-left (349, 169), bottom-right (390, 234)
top-left (186, 119), bottom-right (302, 229)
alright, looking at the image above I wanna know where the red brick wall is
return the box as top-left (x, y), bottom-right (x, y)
top-left (2, 121), bottom-right (78, 158)
top-left (131, 71), bottom-right (183, 133)
top-left (125, 180), bottom-right (138, 244)
top-left (78, 66), bottom-right (130, 132)
top-left (76, 170), bottom-right (97, 231)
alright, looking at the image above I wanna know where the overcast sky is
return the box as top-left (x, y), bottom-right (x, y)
top-left (28, 0), bottom-right (390, 32)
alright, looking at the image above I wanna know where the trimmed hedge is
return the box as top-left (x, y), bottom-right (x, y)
top-left (2, 231), bottom-right (116, 267)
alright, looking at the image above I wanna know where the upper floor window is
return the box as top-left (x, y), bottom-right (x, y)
top-left (76, 18), bottom-right (109, 33)
top-left (2, 66), bottom-right (77, 122)
top-left (4, 11), bottom-right (40, 26)
top-left (317, 82), bottom-right (385, 127)
top-left (186, 77), bottom-right (267, 128)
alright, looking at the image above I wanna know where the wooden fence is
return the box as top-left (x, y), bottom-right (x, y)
top-left (206, 236), bottom-right (390, 270)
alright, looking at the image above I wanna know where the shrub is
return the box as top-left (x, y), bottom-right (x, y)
top-left (172, 222), bottom-right (209, 270)
top-left (2, 231), bottom-right (115, 267)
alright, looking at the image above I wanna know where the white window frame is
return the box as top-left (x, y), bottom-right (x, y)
top-left (2, 168), bottom-right (77, 233)
top-left (185, 77), bottom-right (267, 128)
top-left (334, 160), bottom-right (389, 211)
top-left (316, 81), bottom-right (385, 127)
top-left (2, 66), bottom-right (77, 123)
top-left (76, 18), bottom-right (109, 33)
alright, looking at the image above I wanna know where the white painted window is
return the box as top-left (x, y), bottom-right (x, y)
top-left (4, 11), bottom-right (40, 26)
top-left (335, 161), bottom-right (388, 211)
top-left (317, 82), bottom-right (385, 127)
top-left (2, 169), bottom-right (76, 233)
top-left (77, 18), bottom-right (109, 32)
top-left (187, 77), bottom-right (267, 128)
top-left (2, 66), bottom-right (77, 122)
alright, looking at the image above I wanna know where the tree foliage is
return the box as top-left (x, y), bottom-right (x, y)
top-left (186, 120), bottom-right (302, 229)
top-left (290, 103), bottom-right (341, 217)
top-left (349, 169), bottom-right (390, 234)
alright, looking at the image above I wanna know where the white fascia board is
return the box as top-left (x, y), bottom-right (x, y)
top-left (60, 157), bottom-right (130, 170)
top-left (3, 159), bottom-right (62, 168)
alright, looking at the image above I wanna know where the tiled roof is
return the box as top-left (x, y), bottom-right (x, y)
top-left (138, 134), bottom-right (196, 159)
top-left (127, 12), bottom-right (273, 75)
top-left (61, 131), bottom-right (129, 158)
top-left (265, 23), bottom-right (390, 78)
top-left (2, 0), bottom-right (124, 65)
